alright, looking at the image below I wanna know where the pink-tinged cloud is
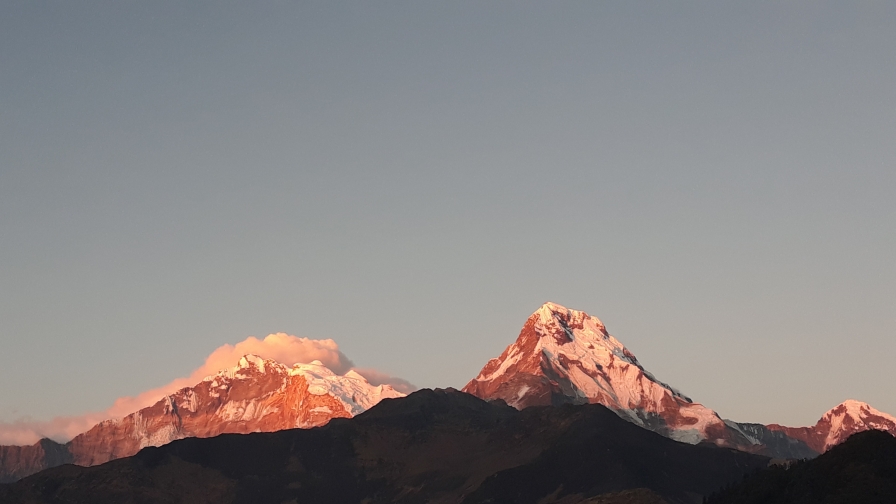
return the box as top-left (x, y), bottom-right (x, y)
top-left (0, 414), bottom-right (107, 445)
top-left (0, 333), bottom-right (414, 445)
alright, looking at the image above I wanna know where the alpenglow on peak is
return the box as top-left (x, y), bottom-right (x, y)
top-left (464, 302), bottom-right (731, 445)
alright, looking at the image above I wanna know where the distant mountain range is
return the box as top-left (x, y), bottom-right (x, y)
top-left (0, 389), bottom-right (771, 504)
top-left (1, 301), bottom-right (893, 486)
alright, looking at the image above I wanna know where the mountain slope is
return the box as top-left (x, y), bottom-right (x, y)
top-left (0, 355), bottom-right (403, 482)
top-left (0, 389), bottom-right (771, 504)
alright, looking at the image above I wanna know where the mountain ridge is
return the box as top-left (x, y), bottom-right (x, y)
top-left (3, 301), bottom-right (893, 484)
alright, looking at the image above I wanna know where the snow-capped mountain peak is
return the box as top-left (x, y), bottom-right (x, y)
top-left (819, 400), bottom-right (896, 450)
top-left (43, 354), bottom-right (404, 471)
top-left (464, 302), bottom-right (864, 458)
top-left (202, 353), bottom-right (283, 382)
top-left (238, 353), bottom-right (267, 370)
top-left (766, 399), bottom-right (896, 453)
top-left (824, 399), bottom-right (887, 422)
top-left (464, 302), bottom-right (723, 444)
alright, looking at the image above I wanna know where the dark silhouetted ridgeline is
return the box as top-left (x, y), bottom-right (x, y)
top-left (707, 429), bottom-right (896, 504)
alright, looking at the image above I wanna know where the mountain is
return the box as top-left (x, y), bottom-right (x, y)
top-left (0, 439), bottom-right (72, 484)
top-left (0, 389), bottom-right (771, 504)
top-left (766, 399), bottom-right (896, 454)
top-left (0, 354), bottom-right (403, 483)
top-left (707, 429), bottom-right (896, 503)
top-left (463, 302), bottom-right (815, 458)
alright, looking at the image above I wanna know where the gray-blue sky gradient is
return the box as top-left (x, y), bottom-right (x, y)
top-left (1, 1), bottom-right (894, 428)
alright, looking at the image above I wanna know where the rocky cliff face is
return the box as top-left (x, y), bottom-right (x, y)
top-left (0, 355), bottom-right (403, 482)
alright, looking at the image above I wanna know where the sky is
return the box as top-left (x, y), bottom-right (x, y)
top-left (1, 1), bottom-right (894, 437)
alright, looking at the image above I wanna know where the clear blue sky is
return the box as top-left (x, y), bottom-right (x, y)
top-left (1, 1), bottom-right (894, 428)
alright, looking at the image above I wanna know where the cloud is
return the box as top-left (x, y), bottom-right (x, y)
top-left (0, 334), bottom-right (413, 445)
top-left (0, 414), bottom-right (107, 445)
top-left (352, 368), bottom-right (417, 395)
